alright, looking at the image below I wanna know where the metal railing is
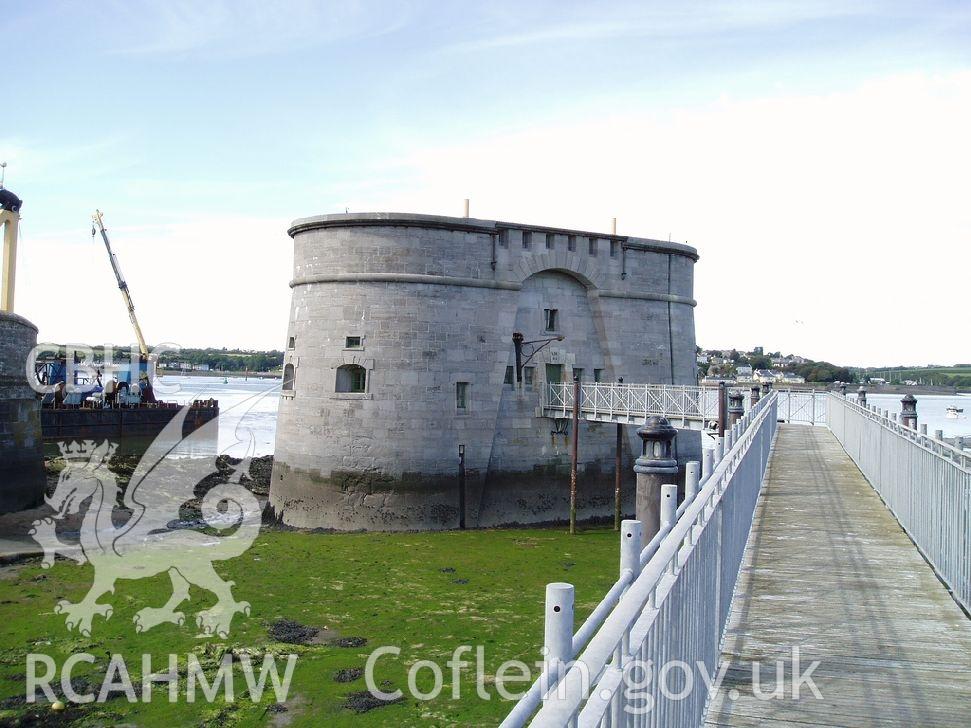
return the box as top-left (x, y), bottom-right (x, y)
top-left (502, 392), bottom-right (779, 727)
top-left (542, 382), bottom-right (826, 427)
top-left (542, 382), bottom-right (731, 425)
top-left (828, 394), bottom-right (971, 613)
top-left (777, 389), bottom-right (827, 425)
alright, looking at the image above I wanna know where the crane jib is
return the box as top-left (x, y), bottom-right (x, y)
top-left (92, 210), bottom-right (150, 358)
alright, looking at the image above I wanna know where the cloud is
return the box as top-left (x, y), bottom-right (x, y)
top-left (443, 1), bottom-right (880, 53)
top-left (97, 0), bottom-right (414, 57)
top-left (17, 214), bottom-right (293, 350)
top-left (338, 71), bottom-right (971, 366)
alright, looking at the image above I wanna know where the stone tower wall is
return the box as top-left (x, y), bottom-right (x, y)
top-left (269, 213), bottom-right (698, 530)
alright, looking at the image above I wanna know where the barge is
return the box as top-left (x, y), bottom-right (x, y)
top-left (41, 399), bottom-right (219, 441)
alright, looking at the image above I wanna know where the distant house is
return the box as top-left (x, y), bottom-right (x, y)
top-left (193, 364), bottom-right (211, 372)
top-left (781, 373), bottom-right (806, 384)
top-left (697, 353), bottom-right (709, 364)
top-left (754, 369), bottom-right (776, 383)
top-left (736, 365), bottom-right (754, 380)
top-left (870, 377), bottom-right (887, 385)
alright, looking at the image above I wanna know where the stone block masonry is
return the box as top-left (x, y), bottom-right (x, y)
top-left (268, 213), bottom-right (699, 530)
top-left (0, 311), bottom-right (45, 513)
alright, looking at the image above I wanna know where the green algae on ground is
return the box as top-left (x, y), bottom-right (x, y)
top-left (0, 526), bottom-right (619, 727)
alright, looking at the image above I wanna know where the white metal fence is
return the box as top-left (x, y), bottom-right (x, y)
top-left (543, 382), bottom-right (722, 426)
top-left (502, 392), bottom-right (779, 727)
top-left (828, 394), bottom-right (971, 613)
top-left (776, 389), bottom-right (827, 426)
top-left (542, 382), bottom-right (825, 427)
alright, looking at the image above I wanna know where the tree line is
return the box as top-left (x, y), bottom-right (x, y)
top-left (156, 348), bottom-right (284, 373)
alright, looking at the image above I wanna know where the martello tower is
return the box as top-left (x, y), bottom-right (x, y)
top-left (268, 212), bottom-right (698, 531)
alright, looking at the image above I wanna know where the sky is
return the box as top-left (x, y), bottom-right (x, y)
top-left (2, 0), bottom-right (969, 367)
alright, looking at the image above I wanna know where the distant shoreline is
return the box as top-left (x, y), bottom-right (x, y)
top-left (158, 368), bottom-right (282, 380)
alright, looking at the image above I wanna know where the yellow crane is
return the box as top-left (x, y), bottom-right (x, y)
top-left (91, 210), bottom-right (149, 358)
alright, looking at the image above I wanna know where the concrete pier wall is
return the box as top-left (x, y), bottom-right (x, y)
top-left (269, 213), bottom-right (698, 530)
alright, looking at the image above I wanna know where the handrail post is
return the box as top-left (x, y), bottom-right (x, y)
top-left (620, 519), bottom-right (643, 580)
top-left (714, 435), bottom-right (724, 463)
top-left (660, 483), bottom-right (677, 530)
top-left (661, 483), bottom-right (678, 570)
top-left (702, 448), bottom-right (714, 482)
top-left (685, 461), bottom-right (700, 504)
top-left (612, 518), bottom-right (642, 725)
top-left (543, 583), bottom-right (574, 703)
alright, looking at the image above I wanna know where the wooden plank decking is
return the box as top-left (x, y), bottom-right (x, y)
top-left (706, 425), bottom-right (971, 727)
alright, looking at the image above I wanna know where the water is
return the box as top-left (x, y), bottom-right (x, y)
top-left (860, 392), bottom-right (971, 439)
top-left (151, 377), bottom-right (971, 458)
top-left (156, 374), bottom-right (281, 457)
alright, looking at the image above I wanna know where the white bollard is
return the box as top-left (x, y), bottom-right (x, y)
top-left (714, 436), bottom-right (724, 462)
top-left (724, 428), bottom-right (734, 451)
top-left (544, 582), bottom-right (574, 696)
top-left (660, 484), bottom-right (677, 530)
top-left (920, 423), bottom-right (927, 436)
top-left (702, 448), bottom-right (714, 481)
top-left (620, 519), bottom-right (643, 579)
top-left (934, 429), bottom-right (944, 441)
top-left (685, 461), bottom-right (700, 504)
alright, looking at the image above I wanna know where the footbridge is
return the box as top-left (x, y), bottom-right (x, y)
top-left (502, 390), bottom-right (971, 727)
top-left (541, 381), bottom-right (827, 428)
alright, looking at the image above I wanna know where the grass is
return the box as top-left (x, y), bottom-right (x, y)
top-left (0, 526), bottom-right (620, 726)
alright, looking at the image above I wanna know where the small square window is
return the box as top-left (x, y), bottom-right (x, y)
top-left (524, 367), bottom-right (535, 389)
top-left (567, 235), bottom-right (576, 252)
top-left (287, 336), bottom-right (295, 349)
top-left (456, 382), bottom-right (470, 410)
top-left (610, 240), bottom-right (618, 258)
top-left (498, 229), bottom-right (508, 248)
top-left (546, 233), bottom-right (554, 249)
top-left (544, 309), bottom-right (558, 331)
top-left (345, 336), bottom-right (362, 349)
top-left (573, 368), bottom-right (584, 381)
top-left (522, 231), bottom-right (532, 250)
top-left (594, 368), bottom-right (605, 382)
top-left (589, 237), bottom-right (598, 256)
top-left (504, 366), bottom-right (514, 385)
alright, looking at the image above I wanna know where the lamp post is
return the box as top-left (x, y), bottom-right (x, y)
top-left (901, 394), bottom-right (918, 429)
top-left (634, 416), bottom-right (678, 545)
